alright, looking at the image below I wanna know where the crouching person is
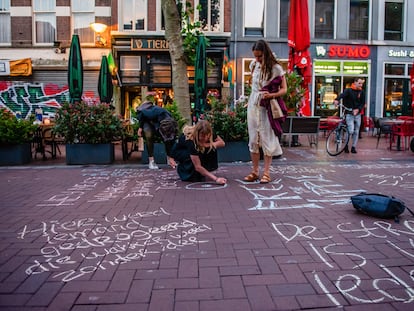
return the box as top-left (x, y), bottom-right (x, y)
top-left (136, 101), bottom-right (178, 169)
top-left (171, 120), bottom-right (227, 184)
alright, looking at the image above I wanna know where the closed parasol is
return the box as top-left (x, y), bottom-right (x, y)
top-left (288, 0), bottom-right (312, 116)
top-left (194, 35), bottom-right (207, 121)
top-left (68, 34), bottom-right (83, 103)
top-left (98, 55), bottom-right (113, 104)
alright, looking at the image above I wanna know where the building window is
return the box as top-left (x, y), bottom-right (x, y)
top-left (349, 0), bottom-right (369, 40)
top-left (160, 0), bottom-right (184, 31)
top-left (0, 0), bottom-right (11, 44)
top-left (244, 0), bottom-right (264, 36)
top-left (121, 0), bottom-right (147, 31)
top-left (120, 55), bottom-right (142, 84)
top-left (33, 0), bottom-right (56, 44)
top-left (196, 0), bottom-right (222, 32)
top-left (72, 0), bottom-right (94, 44)
top-left (279, 0), bottom-right (289, 38)
top-left (314, 0), bottom-right (334, 39)
top-left (384, 0), bottom-right (403, 41)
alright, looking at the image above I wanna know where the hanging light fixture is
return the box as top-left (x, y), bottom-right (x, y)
top-left (90, 23), bottom-right (108, 47)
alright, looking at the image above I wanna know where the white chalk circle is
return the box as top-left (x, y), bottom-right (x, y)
top-left (185, 182), bottom-right (228, 190)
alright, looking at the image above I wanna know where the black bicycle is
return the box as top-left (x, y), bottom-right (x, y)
top-left (326, 104), bottom-right (352, 156)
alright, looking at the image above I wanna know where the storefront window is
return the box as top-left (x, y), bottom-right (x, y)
top-left (314, 60), bottom-right (369, 117)
top-left (383, 62), bottom-right (412, 117)
top-left (244, 0), bottom-right (264, 36)
top-left (385, 63), bottom-right (404, 75)
top-left (315, 0), bottom-right (334, 39)
top-left (315, 76), bottom-right (341, 117)
top-left (349, 0), bottom-right (369, 40)
top-left (120, 55), bottom-right (141, 84)
top-left (384, 1), bottom-right (403, 41)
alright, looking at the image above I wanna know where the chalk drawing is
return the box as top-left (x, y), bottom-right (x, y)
top-left (239, 174), bottom-right (364, 210)
top-left (18, 209), bottom-right (211, 282)
top-left (36, 168), bottom-right (182, 206)
top-left (272, 220), bottom-right (414, 305)
top-left (185, 182), bottom-right (228, 190)
top-left (361, 172), bottom-right (414, 188)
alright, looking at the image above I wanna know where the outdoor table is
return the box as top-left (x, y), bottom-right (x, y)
top-left (382, 119), bottom-right (405, 151)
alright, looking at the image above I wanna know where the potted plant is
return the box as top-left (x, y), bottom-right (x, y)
top-left (0, 108), bottom-right (37, 165)
top-left (53, 102), bottom-right (125, 164)
top-left (282, 72), bottom-right (306, 147)
top-left (283, 71), bottom-right (306, 116)
top-left (206, 97), bottom-right (250, 162)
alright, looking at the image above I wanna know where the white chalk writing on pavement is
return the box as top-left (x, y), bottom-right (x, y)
top-left (272, 220), bottom-right (414, 306)
top-left (18, 209), bottom-right (211, 282)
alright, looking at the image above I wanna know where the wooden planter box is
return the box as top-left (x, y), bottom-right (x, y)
top-left (0, 143), bottom-right (31, 166)
top-left (65, 143), bottom-right (114, 165)
top-left (218, 141), bottom-right (250, 162)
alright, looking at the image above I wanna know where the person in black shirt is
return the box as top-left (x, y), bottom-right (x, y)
top-left (333, 78), bottom-right (365, 153)
top-left (171, 120), bottom-right (227, 184)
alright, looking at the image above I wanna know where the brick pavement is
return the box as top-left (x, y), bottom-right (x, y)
top-left (1, 133), bottom-right (414, 310)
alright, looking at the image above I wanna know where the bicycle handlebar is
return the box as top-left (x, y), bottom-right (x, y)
top-left (333, 102), bottom-right (353, 112)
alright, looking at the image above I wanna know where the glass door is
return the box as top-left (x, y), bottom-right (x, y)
top-left (314, 76), bottom-right (341, 117)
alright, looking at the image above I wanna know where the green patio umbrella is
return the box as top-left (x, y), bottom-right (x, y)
top-left (98, 55), bottom-right (113, 104)
top-left (68, 34), bottom-right (83, 103)
top-left (194, 35), bottom-right (207, 120)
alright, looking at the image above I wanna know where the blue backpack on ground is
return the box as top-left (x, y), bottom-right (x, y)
top-left (350, 192), bottom-right (413, 222)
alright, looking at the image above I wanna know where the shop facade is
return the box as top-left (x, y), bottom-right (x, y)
top-left (375, 46), bottom-right (413, 118)
top-left (312, 44), bottom-right (372, 117)
top-left (111, 34), bottom-right (229, 119)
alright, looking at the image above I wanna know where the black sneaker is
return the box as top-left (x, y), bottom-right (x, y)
top-left (344, 145), bottom-right (349, 153)
top-left (351, 147), bottom-right (357, 154)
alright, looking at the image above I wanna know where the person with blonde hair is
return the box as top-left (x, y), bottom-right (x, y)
top-left (171, 120), bottom-right (227, 184)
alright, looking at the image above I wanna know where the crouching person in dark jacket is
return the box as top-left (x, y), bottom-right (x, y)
top-left (136, 101), bottom-right (178, 169)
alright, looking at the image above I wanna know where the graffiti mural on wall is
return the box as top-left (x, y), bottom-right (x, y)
top-left (0, 81), bottom-right (98, 118)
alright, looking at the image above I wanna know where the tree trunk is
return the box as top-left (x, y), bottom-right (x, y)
top-left (161, 0), bottom-right (191, 125)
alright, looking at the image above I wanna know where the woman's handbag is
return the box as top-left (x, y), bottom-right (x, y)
top-left (270, 99), bottom-right (284, 119)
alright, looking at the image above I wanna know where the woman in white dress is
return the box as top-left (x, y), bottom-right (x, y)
top-left (243, 40), bottom-right (287, 184)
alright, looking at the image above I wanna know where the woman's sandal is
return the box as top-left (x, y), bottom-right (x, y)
top-left (244, 172), bottom-right (259, 182)
top-left (260, 173), bottom-right (271, 184)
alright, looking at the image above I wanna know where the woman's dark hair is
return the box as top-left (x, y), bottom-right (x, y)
top-left (252, 40), bottom-right (278, 81)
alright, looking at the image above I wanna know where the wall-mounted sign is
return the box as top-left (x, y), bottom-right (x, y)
top-left (314, 61), bottom-right (341, 74)
top-left (343, 61), bottom-right (368, 74)
top-left (328, 45), bottom-right (370, 58)
top-left (131, 39), bottom-right (169, 50)
top-left (316, 45), bottom-right (371, 59)
top-left (388, 49), bottom-right (414, 58)
top-left (314, 60), bottom-right (369, 75)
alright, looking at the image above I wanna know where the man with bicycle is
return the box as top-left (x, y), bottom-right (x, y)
top-left (333, 78), bottom-right (366, 154)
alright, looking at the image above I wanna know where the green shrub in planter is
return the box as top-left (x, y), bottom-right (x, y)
top-left (206, 98), bottom-right (248, 142)
top-left (53, 102), bottom-right (125, 144)
top-left (0, 108), bottom-right (36, 145)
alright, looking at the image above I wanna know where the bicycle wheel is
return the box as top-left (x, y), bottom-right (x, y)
top-left (326, 125), bottom-right (350, 156)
